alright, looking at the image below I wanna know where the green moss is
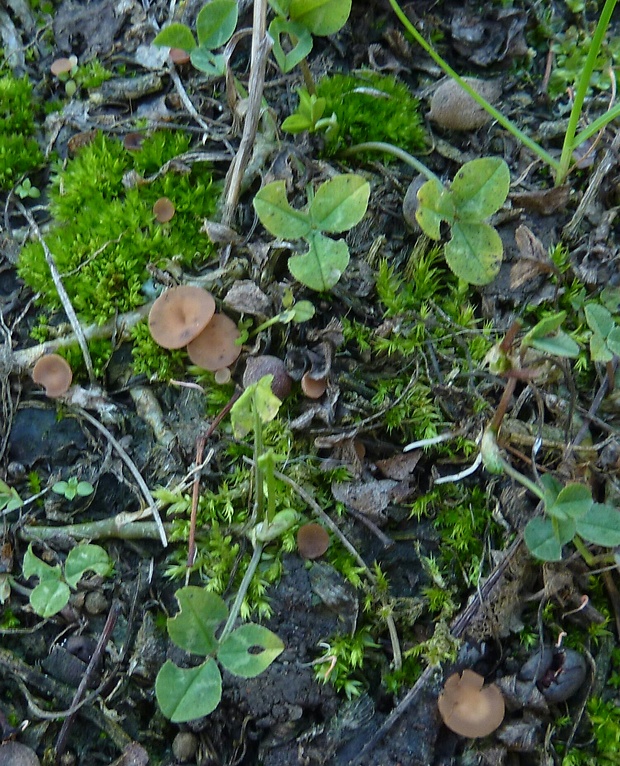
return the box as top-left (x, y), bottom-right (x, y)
top-left (18, 131), bottom-right (220, 325)
top-left (0, 72), bottom-right (44, 190)
top-left (315, 70), bottom-right (426, 159)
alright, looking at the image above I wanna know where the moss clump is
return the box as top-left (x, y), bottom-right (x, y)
top-left (18, 131), bottom-right (220, 324)
top-left (0, 71), bottom-right (44, 190)
top-left (316, 71), bottom-right (426, 159)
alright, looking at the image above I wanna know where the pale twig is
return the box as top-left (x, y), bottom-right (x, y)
top-left (19, 204), bottom-right (95, 384)
top-left (168, 67), bottom-right (214, 133)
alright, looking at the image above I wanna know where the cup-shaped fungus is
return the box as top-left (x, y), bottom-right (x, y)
top-left (153, 197), bottom-right (175, 223)
top-left (169, 48), bottom-right (191, 65)
top-left (32, 354), bottom-right (73, 397)
top-left (297, 523), bottom-right (330, 560)
top-left (50, 57), bottom-right (75, 76)
top-left (186, 313), bottom-right (241, 371)
top-left (148, 286), bottom-right (215, 349)
top-left (301, 372), bottom-right (327, 399)
top-left (243, 355), bottom-right (292, 400)
top-left (123, 132), bottom-right (144, 151)
top-left (438, 670), bottom-right (505, 738)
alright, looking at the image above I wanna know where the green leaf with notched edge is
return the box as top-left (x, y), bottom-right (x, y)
top-left (23, 543), bottom-right (62, 582)
top-left (290, 0), bottom-right (352, 36)
top-left (30, 579), bottom-right (71, 617)
top-left (522, 312), bottom-right (567, 345)
top-left (606, 326), bottom-right (620, 356)
top-left (546, 482), bottom-right (592, 522)
top-left (585, 302), bottom-right (614, 338)
top-left (64, 543), bottom-right (113, 589)
top-left (529, 332), bottom-right (580, 358)
top-left (190, 48), bottom-right (225, 76)
top-left (156, 658), bottom-right (222, 722)
top-left (196, 0), bottom-right (238, 48)
top-left (153, 23), bottom-right (197, 51)
top-left (309, 174), bottom-right (369, 233)
top-left (269, 18), bottom-right (313, 73)
top-left (450, 157), bottom-right (510, 220)
top-left (524, 517), bottom-right (563, 561)
top-left (167, 587), bottom-right (228, 656)
top-left (576, 503), bottom-right (620, 546)
top-left (288, 232), bottom-right (349, 291)
top-left (445, 221), bottom-right (503, 285)
top-left (230, 376), bottom-right (283, 439)
top-left (217, 624), bottom-right (284, 678)
top-left (253, 181), bottom-right (311, 239)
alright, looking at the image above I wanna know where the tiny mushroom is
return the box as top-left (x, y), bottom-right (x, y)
top-left (438, 669), bottom-right (505, 738)
top-left (243, 355), bottom-right (292, 400)
top-left (186, 313), bottom-right (241, 371)
top-left (50, 57), bottom-right (74, 76)
top-left (123, 132), bottom-right (144, 151)
top-left (301, 372), bottom-right (327, 399)
top-left (148, 285), bottom-right (215, 349)
top-left (169, 48), bottom-right (191, 65)
top-left (32, 354), bottom-right (73, 397)
top-left (153, 197), bottom-right (175, 223)
top-left (297, 523), bottom-right (330, 560)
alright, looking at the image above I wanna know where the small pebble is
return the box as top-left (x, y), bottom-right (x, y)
top-left (172, 731), bottom-right (198, 762)
top-left (428, 77), bottom-right (502, 131)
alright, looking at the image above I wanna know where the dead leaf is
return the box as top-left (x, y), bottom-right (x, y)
top-left (376, 450), bottom-right (422, 480)
top-left (331, 478), bottom-right (398, 523)
top-left (510, 225), bottom-right (555, 288)
top-left (510, 185), bottom-right (571, 215)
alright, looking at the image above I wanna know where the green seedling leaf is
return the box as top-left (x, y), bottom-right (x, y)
top-left (30, 579), bottom-right (71, 617)
top-left (196, 0), bottom-right (238, 48)
top-left (445, 221), bottom-right (503, 285)
top-left (64, 543), bottom-right (113, 589)
top-left (590, 331), bottom-right (613, 363)
top-left (585, 302), bottom-right (614, 338)
top-left (231, 376), bottom-right (283, 438)
top-left (0, 480), bottom-right (23, 513)
top-left (308, 174), bottom-right (370, 233)
top-left (291, 300), bottom-right (315, 322)
top-left (254, 508), bottom-right (299, 542)
top-left (269, 18), bottom-right (313, 73)
top-left (190, 48), bottom-right (225, 76)
top-left (288, 232), bottom-right (349, 291)
top-left (529, 332), bottom-right (580, 358)
top-left (168, 587), bottom-right (228, 656)
top-left (416, 179), bottom-right (454, 239)
top-left (450, 158), bottom-right (510, 219)
top-left (524, 517), bottom-right (563, 561)
top-left (153, 23), bottom-right (197, 51)
top-left (217, 623), bottom-right (284, 678)
top-left (539, 473), bottom-right (563, 503)
top-left (23, 543), bottom-right (62, 582)
top-left (156, 658), bottom-right (222, 722)
top-left (268, 0), bottom-right (292, 16)
top-left (546, 483), bottom-right (592, 521)
top-left (289, 0), bottom-right (352, 36)
top-left (253, 181), bottom-right (311, 239)
top-left (522, 312), bottom-right (567, 345)
top-left (607, 327), bottom-right (620, 356)
top-left (576, 503), bottom-right (620, 546)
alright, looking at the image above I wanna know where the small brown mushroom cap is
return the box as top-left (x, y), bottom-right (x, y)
top-left (153, 197), bottom-right (175, 223)
top-left (186, 313), bottom-right (241, 371)
top-left (169, 48), bottom-right (191, 65)
top-left (438, 670), bottom-right (505, 738)
top-left (243, 355), bottom-right (292, 400)
top-left (32, 354), bottom-right (73, 397)
top-left (148, 286), bottom-right (216, 350)
top-left (301, 372), bottom-right (327, 399)
top-left (123, 132), bottom-right (144, 151)
top-left (297, 523), bottom-right (330, 560)
top-left (50, 57), bottom-right (74, 76)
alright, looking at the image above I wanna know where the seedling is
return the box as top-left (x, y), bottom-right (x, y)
top-left (155, 586), bottom-right (284, 722)
top-left (0, 481), bottom-right (23, 514)
top-left (51, 55), bottom-right (78, 97)
top-left (268, 0), bottom-right (352, 89)
top-left (52, 477), bottom-right (94, 501)
top-left (388, 0), bottom-right (620, 186)
top-left (583, 302), bottom-right (620, 363)
top-left (153, 0), bottom-right (238, 77)
top-left (22, 542), bottom-right (113, 617)
top-left (281, 88), bottom-right (337, 135)
top-left (249, 298), bottom-right (315, 337)
top-left (15, 178), bottom-right (40, 199)
top-left (253, 174), bottom-right (370, 291)
top-left (415, 158), bottom-right (511, 286)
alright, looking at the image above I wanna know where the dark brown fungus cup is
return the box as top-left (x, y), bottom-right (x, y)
top-left (148, 285), bottom-right (215, 349)
top-left (186, 313), bottom-right (241, 372)
top-left (32, 354), bottom-right (73, 397)
top-left (297, 523), bottom-right (330, 560)
top-left (301, 371), bottom-right (327, 399)
top-left (123, 132), bottom-right (144, 151)
top-left (438, 669), bottom-right (505, 738)
top-left (243, 355), bottom-right (292, 400)
top-left (153, 197), bottom-right (175, 223)
top-left (519, 647), bottom-right (586, 703)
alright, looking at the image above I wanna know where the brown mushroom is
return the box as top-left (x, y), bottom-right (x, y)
top-left (153, 197), bottom-right (175, 223)
top-left (169, 48), bottom-right (191, 65)
top-left (214, 367), bottom-right (232, 385)
top-left (123, 132), bottom-right (144, 151)
top-left (243, 355), bottom-right (292, 400)
top-left (148, 286), bottom-right (215, 349)
top-left (186, 313), bottom-right (241, 371)
top-left (297, 523), bottom-right (330, 560)
top-left (438, 670), bottom-right (505, 738)
top-left (301, 372), bottom-right (327, 399)
top-left (50, 57), bottom-right (74, 76)
top-left (32, 354), bottom-right (73, 397)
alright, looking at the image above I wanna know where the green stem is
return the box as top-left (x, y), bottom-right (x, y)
top-left (253, 395), bottom-right (264, 521)
top-left (387, 0), bottom-right (559, 172)
top-left (344, 141), bottom-right (443, 185)
top-left (556, 0), bottom-right (618, 184)
top-left (499, 456), bottom-right (546, 502)
top-left (572, 534), bottom-right (595, 566)
top-left (219, 542), bottom-right (264, 642)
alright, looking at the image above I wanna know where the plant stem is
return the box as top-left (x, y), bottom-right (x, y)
top-left (387, 0), bottom-right (559, 172)
top-left (572, 535), bottom-right (595, 566)
top-left (344, 141), bottom-right (443, 184)
top-left (219, 542), bottom-right (264, 641)
top-left (253, 396), bottom-right (264, 521)
top-left (556, 0), bottom-right (618, 184)
top-left (499, 455), bottom-right (545, 502)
